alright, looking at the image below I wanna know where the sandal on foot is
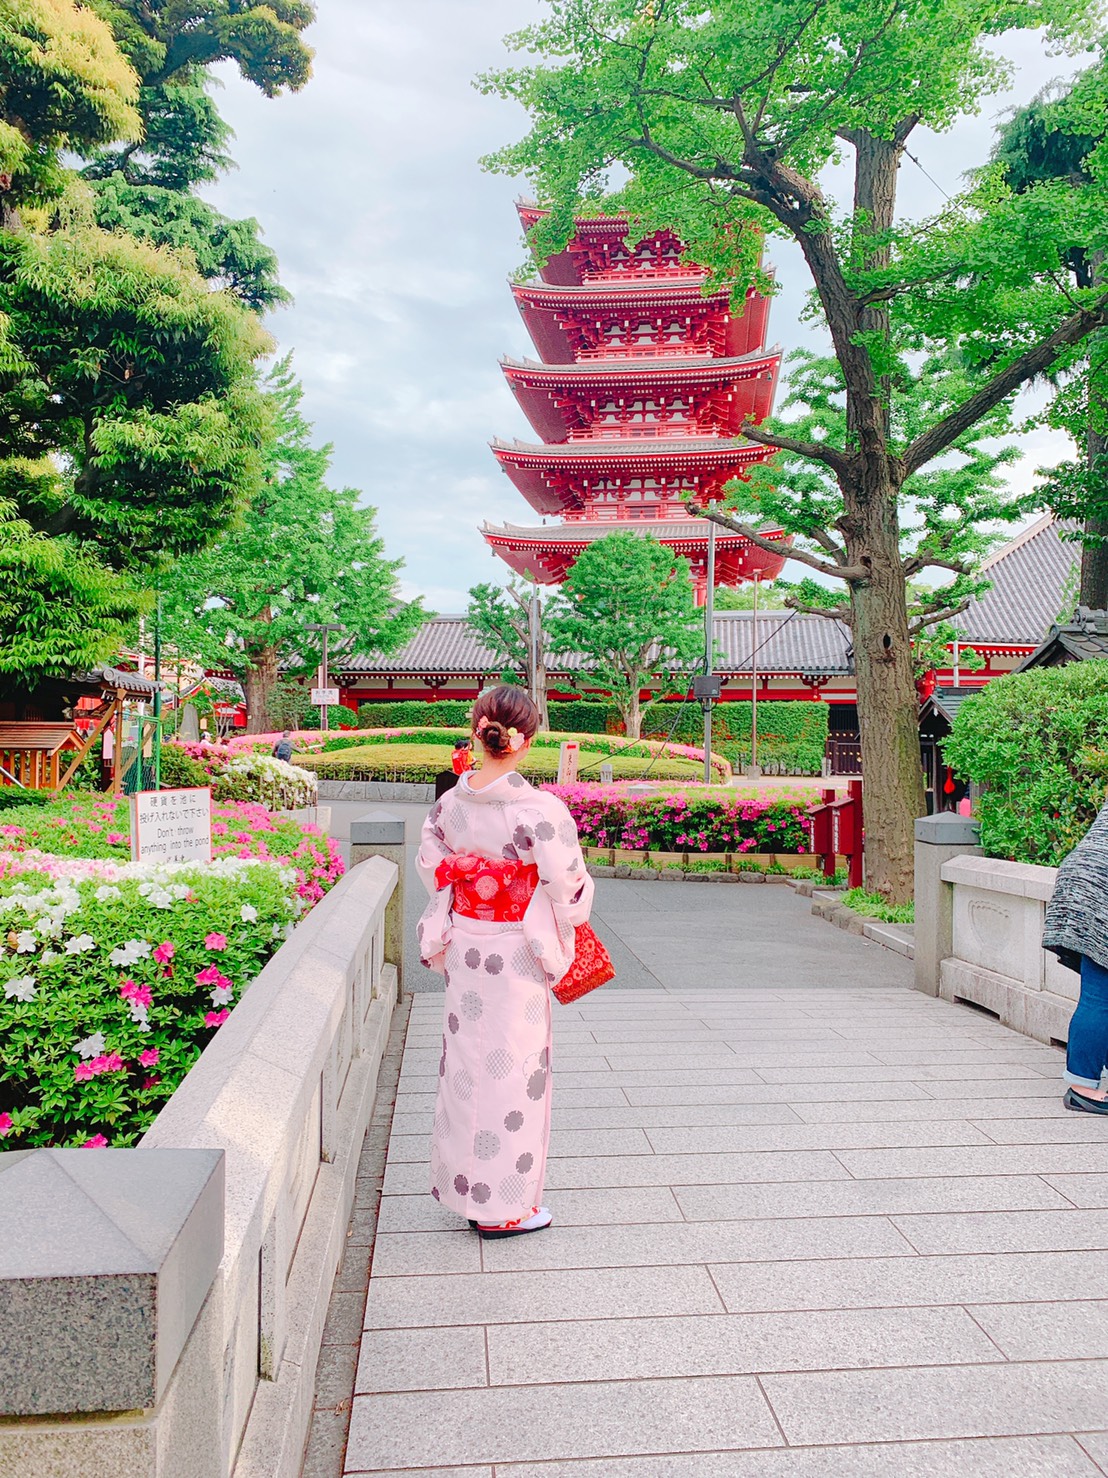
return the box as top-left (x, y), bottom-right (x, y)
top-left (1064, 1087), bottom-right (1108, 1114)
top-left (477, 1207), bottom-right (552, 1240)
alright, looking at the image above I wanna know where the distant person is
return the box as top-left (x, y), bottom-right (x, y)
top-left (1043, 795), bottom-right (1108, 1114)
top-left (451, 738), bottom-right (473, 776)
top-left (272, 731), bottom-right (294, 763)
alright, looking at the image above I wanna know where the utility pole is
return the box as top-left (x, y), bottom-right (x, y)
top-left (305, 622), bottom-right (343, 733)
top-left (153, 594), bottom-right (162, 790)
top-left (749, 570), bottom-right (762, 777)
top-left (702, 520), bottom-right (716, 785)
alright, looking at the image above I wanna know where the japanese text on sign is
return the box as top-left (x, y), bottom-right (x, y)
top-left (131, 787), bottom-right (213, 864)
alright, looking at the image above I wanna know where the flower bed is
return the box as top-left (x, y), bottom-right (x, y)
top-left (545, 783), bottom-right (814, 854)
top-left (299, 741), bottom-right (709, 785)
top-left (0, 854), bottom-right (304, 1149)
top-left (219, 728), bottom-right (733, 782)
top-left (0, 794), bottom-right (346, 1149)
top-left (166, 742), bottom-right (318, 808)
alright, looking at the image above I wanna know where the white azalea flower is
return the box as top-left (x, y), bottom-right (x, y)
top-left (75, 1033), bottom-right (106, 1060)
top-left (14, 931), bottom-right (36, 953)
top-left (4, 975), bottom-right (36, 1002)
top-left (240, 904), bottom-right (258, 923)
top-left (64, 934), bottom-right (96, 955)
top-left (109, 939), bottom-right (152, 968)
top-left (40, 950), bottom-right (58, 966)
top-left (95, 885), bottom-right (121, 902)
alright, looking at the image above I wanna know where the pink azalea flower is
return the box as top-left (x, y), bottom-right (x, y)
top-left (204, 1009), bottom-right (230, 1028)
top-left (139, 1047), bottom-right (160, 1068)
top-left (195, 965), bottom-right (222, 986)
top-left (120, 980), bottom-right (153, 1009)
top-left (0, 1112), bottom-right (13, 1137)
top-left (153, 941), bottom-right (175, 964)
top-left (107, 832), bottom-right (127, 846)
top-left (204, 932), bottom-right (228, 951)
top-left (82, 1134), bottom-right (108, 1148)
top-left (74, 1062), bottom-right (95, 1082)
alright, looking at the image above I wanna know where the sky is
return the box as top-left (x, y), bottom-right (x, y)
top-left (204, 4), bottom-right (1085, 614)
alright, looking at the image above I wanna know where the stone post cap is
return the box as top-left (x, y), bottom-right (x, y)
top-left (350, 809), bottom-right (406, 847)
top-left (914, 813), bottom-right (981, 846)
top-left (0, 1146), bottom-right (223, 1417)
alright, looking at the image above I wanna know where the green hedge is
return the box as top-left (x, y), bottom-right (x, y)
top-left (356, 698), bottom-right (623, 733)
top-left (300, 742), bottom-right (701, 784)
top-left (0, 787), bottom-right (55, 812)
top-left (944, 661), bottom-right (1108, 865)
top-left (642, 700), bottom-right (828, 775)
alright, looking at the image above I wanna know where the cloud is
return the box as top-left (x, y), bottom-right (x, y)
top-left (203, 9), bottom-right (1085, 609)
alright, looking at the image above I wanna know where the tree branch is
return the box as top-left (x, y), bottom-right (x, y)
top-left (701, 505), bottom-right (866, 580)
top-left (909, 598), bottom-right (971, 633)
top-left (784, 596), bottom-right (854, 622)
top-left (739, 416), bottom-right (851, 477)
top-left (904, 294), bottom-right (1108, 475)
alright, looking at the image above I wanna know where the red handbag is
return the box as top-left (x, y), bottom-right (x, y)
top-left (552, 923), bottom-right (615, 1005)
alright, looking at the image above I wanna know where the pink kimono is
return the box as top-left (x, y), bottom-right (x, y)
top-left (416, 770), bottom-right (594, 1223)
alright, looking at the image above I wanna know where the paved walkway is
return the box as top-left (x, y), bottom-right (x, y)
top-left (325, 871), bottom-right (1108, 1476)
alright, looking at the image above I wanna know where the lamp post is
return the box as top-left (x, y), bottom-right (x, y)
top-left (305, 622), bottom-right (343, 732)
top-left (153, 593), bottom-right (162, 790)
top-left (748, 569), bottom-right (763, 777)
top-left (703, 518), bottom-right (716, 785)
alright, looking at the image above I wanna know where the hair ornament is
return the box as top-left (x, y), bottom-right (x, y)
top-left (508, 727), bottom-right (526, 752)
top-left (475, 716), bottom-right (489, 733)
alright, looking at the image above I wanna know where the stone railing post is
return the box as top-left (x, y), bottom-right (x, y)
top-left (913, 813), bottom-right (982, 996)
top-left (350, 809), bottom-right (406, 997)
top-left (0, 1146), bottom-right (224, 1476)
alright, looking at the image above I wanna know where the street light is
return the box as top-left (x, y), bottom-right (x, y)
top-left (305, 622), bottom-right (343, 732)
top-left (749, 569), bottom-right (763, 777)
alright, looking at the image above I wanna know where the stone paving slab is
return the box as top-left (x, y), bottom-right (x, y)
top-left (334, 878), bottom-right (1108, 1476)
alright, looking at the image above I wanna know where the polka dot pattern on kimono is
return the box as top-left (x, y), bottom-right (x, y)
top-left (460, 991), bottom-right (482, 1019)
top-left (527, 1068), bottom-right (547, 1100)
top-left (535, 820), bottom-right (556, 842)
top-left (504, 1110), bottom-right (525, 1131)
top-left (484, 954), bottom-right (504, 975)
top-left (513, 949), bottom-right (546, 985)
top-left (452, 1068), bottom-right (474, 1100)
top-left (470, 1182), bottom-right (491, 1204)
top-left (524, 990), bottom-right (546, 1023)
top-left (516, 1152), bottom-right (534, 1173)
top-left (474, 1130), bottom-right (500, 1160)
top-left (464, 949), bottom-right (481, 970)
top-left (499, 1172), bottom-right (526, 1203)
top-left (558, 819), bottom-right (577, 845)
top-left (485, 1048), bottom-right (514, 1079)
top-left (448, 1012), bottom-right (459, 1034)
top-left (435, 1108), bottom-right (450, 1138)
top-left (506, 773), bottom-right (526, 788)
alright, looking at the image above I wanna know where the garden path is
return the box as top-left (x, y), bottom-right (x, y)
top-left (306, 822), bottom-right (1108, 1477)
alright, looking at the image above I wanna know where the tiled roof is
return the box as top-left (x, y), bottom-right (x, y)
top-left (489, 436), bottom-right (757, 460)
top-left (483, 519), bottom-right (780, 546)
top-left (500, 350), bottom-right (780, 378)
top-left (1017, 607), bottom-right (1108, 669)
top-left (921, 686), bottom-right (980, 725)
top-left (338, 611), bottom-right (851, 679)
top-left (955, 515), bottom-right (1080, 646)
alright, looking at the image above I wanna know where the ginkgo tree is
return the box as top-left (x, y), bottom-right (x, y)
top-left (483, 0), bottom-right (1108, 900)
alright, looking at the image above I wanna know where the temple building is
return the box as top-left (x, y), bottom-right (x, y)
top-left (482, 204), bottom-right (787, 603)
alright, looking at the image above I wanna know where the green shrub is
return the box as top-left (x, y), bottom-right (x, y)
top-left (300, 742), bottom-right (702, 784)
top-left (641, 700), bottom-right (828, 775)
top-left (0, 788), bottom-right (55, 812)
top-left (546, 700), bottom-right (624, 733)
top-left (357, 700), bottom-right (472, 728)
top-left (158, 745), bottom-right (211, 790)
top-left (944, 661), bottom-right (1108, 865)
top-left (841, 887), bottom-right (915, 924)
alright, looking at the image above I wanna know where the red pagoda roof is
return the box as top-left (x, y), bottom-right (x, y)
top-left (511, 278), bottom-right (771, 363)
top-left (482, 518), bottom-right (789, 588)
top-left (500, 350), bottom-right (781, 443)
top-left (516, 199), bottom-right (717, 288)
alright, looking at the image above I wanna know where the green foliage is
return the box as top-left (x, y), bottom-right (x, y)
top-left (0, 786), bottom-right (53, 812)
top-left (547, 700), bottom-right (624, 734)
top-left (157, 744), bottom-right (209, 790)
top-left (944, 662), bottom-right (1108, 864)
top-left (159, 360), bottom-right (425, 732)
top-left (0, 497), bottom-right (148, 684)
top-left (357, 700), bottom-right (473, 729)
top-left (642, 700), bottom-right (829, 776)
top-left (544, 533), bottom-right (703, 737)
top-left (712, 584), bottom-right (789, 611)
top-left (841, 888), bottom-right (915, 924)
top-left (300, 743), bottom-right (702, 786)
top-left (0, 0), bottom-right (140, 203)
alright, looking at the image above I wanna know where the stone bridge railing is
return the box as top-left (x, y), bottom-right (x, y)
top-left (0, 837), bottom-right (403, 1478)
top-left (913, 814), bottom-right (1075, 1046)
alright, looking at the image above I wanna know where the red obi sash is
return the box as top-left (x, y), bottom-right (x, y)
top-left (435, 852), bottom-right (539, 923)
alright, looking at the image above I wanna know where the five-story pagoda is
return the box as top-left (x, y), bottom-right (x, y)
top-left (482, 204), bottom-right (787, 602)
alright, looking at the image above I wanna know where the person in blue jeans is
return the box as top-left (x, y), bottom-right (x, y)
top-left (1043, 797), bottom-right (1108, 1114)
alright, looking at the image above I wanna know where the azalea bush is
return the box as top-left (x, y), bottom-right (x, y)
top-left (0, 854), bottom-right (302, 1149)
top-left (165, 742), bottom-right (317, 808)
top-left (545, 783), bottom-right (814, 854)
top-left (0, 794), bottom-right (343, 905)
top-left (944, 662), bottom-right (1108, 865)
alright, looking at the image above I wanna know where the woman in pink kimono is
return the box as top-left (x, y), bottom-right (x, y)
top-left (417, 686), bottom-right (594, 1238)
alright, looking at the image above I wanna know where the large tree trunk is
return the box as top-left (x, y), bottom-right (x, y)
top-left (1080, 418), bottom-right (1108, 610)
top-left (846, 484), bottom-right (926, 905)
top-left (243, 646), bottom-right (279, 733)
top-left (623, 684), bottom-right (642, 740)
